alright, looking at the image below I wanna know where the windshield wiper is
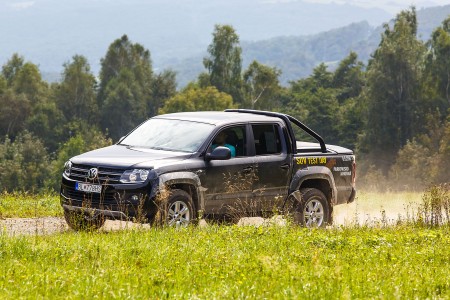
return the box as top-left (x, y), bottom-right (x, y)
top-left (150, 146), bottom-right (177, 152)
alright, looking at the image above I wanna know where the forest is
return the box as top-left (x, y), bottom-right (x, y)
top-left (0, 7), bottom-right (449, 193)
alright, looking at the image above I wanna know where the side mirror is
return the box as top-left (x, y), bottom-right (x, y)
top-left (205, 146), bottom-right (231, 161)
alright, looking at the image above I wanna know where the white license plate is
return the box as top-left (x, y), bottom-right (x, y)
top-left (75, 182), bottom-right (102, 194)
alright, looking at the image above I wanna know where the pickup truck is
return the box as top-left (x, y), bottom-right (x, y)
top-left (60, 109), bottom-right (356, 230)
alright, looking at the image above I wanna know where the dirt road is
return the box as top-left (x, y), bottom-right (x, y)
top-left (0, 192), bottom-right (423, 235)
top-left (0, 217), bottom-right (152, 236)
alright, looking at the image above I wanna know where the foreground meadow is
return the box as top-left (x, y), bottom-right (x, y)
top-left (0, 192), bottom-right (61, 218)
top-left (0, 225), bottom-right (449, 299)
top-left (0, 189), bottom-right (448, 298)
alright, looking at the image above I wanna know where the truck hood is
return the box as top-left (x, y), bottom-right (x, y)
top-left (70, 145), bottom-right (192, 169)
top-left (296, 141), bottom-right (353, 154)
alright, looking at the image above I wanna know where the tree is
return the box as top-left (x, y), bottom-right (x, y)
top-left (0, 75), bottom-right (6, 94)
top-left (0, 89), bottom-right (30, 138)
top-left (98, 35), bottom-right (153, 140)
top-left (56, 55), bottom-right (98, 123)
top-left (301, 88), bottom-right (340, 144)
top-left (98, 35), bottom-right (153, 105)
top-left (425, 16), bottom-right (450, 114)
top-left (332, 52), bottom-right (365, 103)
top-left (101, 69), bottom-right (148, 141)
top-left (243, 61), bottom-right (281, 110)
top-left (149, 69), bottom-right (177, 117)
top-left (283, 64), bottom-right (340, 143)
top-left (361, 7), bottom-right (426, 171)
top-left (26, 99), bottom-right (65, 153)
top-left (1, 53), bottom-right (24, 87)
top-left (203, 25), bottom-right (243, 104)
top-left (329, 53), bottom-right (366, 150)
top-left (12, 62), bottom-right (48, 104)
top-left (311, 63), bottom-right (333, 89)
top-left (159, 85), bottom-right (234, 114)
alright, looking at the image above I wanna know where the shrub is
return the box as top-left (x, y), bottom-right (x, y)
top-left (418, 183), bottom-right (450, 226)
top-left (0, 131), bottom-right (50, 192)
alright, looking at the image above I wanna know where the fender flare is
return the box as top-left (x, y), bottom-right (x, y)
top-left (288, 166), bottom-right (338, 205)
top-left (158, 172), bottom-right (206, 211)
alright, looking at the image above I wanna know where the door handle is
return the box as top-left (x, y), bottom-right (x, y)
top-left (280, 164), bottom-right (290, 170)
top-left (242, 166), bottom-right (253, 174)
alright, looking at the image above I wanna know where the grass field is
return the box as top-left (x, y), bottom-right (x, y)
top-left (0, 192), bottom-right (62, 218)
top-left (0, 225), bottom-right (448, 299)
top-left (0, 190), bottom-right (449, 299)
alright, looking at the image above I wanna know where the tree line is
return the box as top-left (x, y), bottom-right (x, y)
top-left (0, 7), bottom-right (449, 192)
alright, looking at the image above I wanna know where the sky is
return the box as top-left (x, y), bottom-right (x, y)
top-left (1, 0), bottom-right (449, 15)
top-left (301, 0), bottom-right (446, 13)
top-left (1, 0), bottom-right (447, 11)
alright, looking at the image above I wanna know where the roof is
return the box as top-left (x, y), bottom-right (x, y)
top-left (155, 111), bottom-right (282, 125)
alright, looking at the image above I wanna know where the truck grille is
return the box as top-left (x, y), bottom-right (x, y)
top-left (64, 186), bottom-right (117, 204)
top-left (69, 164), bottom-right (123, 184)
top-left (61, 185), bottom-right (140, 211)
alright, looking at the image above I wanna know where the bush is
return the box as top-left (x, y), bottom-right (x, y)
top-left (388, 139), bottom-right (433, 190)
top-left (0, 131), bottom-right (50, 192)
top-left (418, 183), bottom-right (450, 226)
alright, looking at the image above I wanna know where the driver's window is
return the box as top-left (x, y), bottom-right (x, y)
top-left (210, 126), bottom-right (247, 158)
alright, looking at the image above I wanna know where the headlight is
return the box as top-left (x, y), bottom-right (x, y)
top-left (120, 169), bottom-right (152, 183)
top-left (64, 161), bottom-right (72, 176)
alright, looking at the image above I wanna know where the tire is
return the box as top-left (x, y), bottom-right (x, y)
top-left (300, 188), bottom-right (331, 228)
top-left (64, 210), bottom-right (105, 231)
top-left (156, 189), bottom-right (196, 227)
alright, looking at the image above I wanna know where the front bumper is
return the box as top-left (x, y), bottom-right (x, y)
top-left (62, 204), bottom-right (130, 220)
top-left (60, 174), bottom-right (158, 220)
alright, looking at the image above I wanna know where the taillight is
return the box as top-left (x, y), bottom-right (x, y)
top-left (351, 158), bottom-right (356, 186)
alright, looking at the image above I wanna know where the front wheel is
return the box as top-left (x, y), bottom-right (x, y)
top-left (155, 189), bottom-right (196, 227)
top-left (300, 188), bottom-right (331, 228)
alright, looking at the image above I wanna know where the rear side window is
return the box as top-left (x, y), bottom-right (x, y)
top-left (252, 124), bottom-right (282, 155)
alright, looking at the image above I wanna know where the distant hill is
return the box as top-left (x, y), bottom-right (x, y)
top-left (165, 4), bottom-right (450, 86)
top-left (1, 1), bottom-right (449, 86)
top-left (0, 0), bottom-right (390, 79)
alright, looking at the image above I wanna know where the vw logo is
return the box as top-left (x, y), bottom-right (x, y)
top-left (87, 168), bottom-right (98, 180)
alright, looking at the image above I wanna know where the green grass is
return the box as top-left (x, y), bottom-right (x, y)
top-left (0, 225), bottom-right (449, 299)
top-left (0, 192), bottom-right (62, 218)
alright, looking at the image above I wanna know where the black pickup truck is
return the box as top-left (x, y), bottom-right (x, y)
top-left (60, 109), bottom-right (356, 229)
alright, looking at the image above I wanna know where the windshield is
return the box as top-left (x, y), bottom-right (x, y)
top-left (120, 118), bottom-right (215, 152)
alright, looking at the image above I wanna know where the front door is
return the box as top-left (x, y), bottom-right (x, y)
top-left (201, 125), bottom-right (254, 215)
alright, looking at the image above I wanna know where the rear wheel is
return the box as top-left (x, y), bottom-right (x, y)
top-left (300, 188), bottom-right (330, 228)
top-left (64, 210), bottom-right (105, 231)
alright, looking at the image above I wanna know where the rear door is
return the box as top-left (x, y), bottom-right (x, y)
top-left (250, 123), bottom-right (292, 211)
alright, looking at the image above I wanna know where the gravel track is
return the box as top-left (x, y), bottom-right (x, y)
top-left (0, 202), bottom-right (414, 236)
top-left (0, 217), bottom-right (150, 236)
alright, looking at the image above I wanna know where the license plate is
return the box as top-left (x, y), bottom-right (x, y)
top-left (75, 182), bottom-right (102, 194)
